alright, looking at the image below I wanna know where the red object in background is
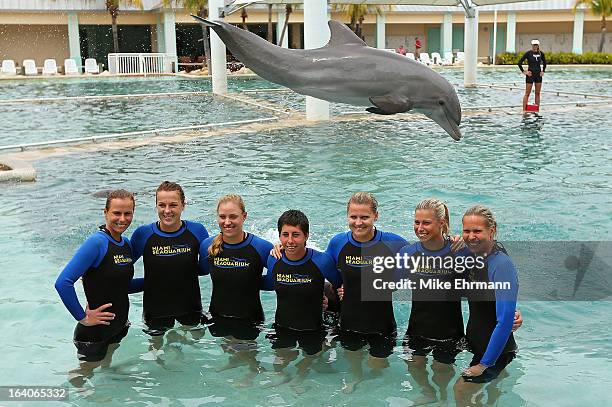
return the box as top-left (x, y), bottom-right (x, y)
top-left (526, 104), bottom-right (539, 111)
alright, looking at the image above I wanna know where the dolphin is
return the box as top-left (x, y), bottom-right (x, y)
top-left (193, 15), bottom-right (462, 140)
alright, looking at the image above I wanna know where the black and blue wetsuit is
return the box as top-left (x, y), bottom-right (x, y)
top-left (463, 246), bottom-right (518, 383)
top-left (518, 50), bottom-right (546, 83)
top-left (131, 221), bottom-right (209, 334)
top-left (326, 230), bottom-right (407, 357)
top-left (399, 242), bottom-right (469, 364)
top-left (199, 233), bottom-right (273, 340)
top-left (262, 248), bottom-right (341, 355)
top-left (55, 228), bottom-right (144, 362)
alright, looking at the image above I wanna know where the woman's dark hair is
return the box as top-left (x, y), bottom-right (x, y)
top-left (105, 189), bottom-right (135, 210)
top-left (156, 181), bottom-right (185, 205)
top-left (277, 209), bottom-right (309, 235)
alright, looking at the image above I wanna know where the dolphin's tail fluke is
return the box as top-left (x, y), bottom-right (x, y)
top-left (191, 14), bottom-right (220, 27)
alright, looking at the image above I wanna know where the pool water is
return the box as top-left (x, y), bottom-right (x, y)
top-left (1, 69), bottom-right (611, 406)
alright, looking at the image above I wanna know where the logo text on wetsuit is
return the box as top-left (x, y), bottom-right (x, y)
top-left (151, 245), bottom-right (192, 256)
top-left (113, 254), bottom-right (132, 265)
top-left (344, 255), bottom-right (374, 267)
top-left (276, 273), bottom-right (312, 284)
top-left (213, 257), bottom-right (250, 268)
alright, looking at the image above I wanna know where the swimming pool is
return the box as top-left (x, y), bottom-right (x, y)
top-left (1, 68), bottom-right (611, 406)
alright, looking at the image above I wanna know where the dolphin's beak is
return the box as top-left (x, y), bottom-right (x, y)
top-left (423, 107), bottom-right (462, 141)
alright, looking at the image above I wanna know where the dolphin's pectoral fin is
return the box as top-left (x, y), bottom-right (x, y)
top-left (368, 95), bottom-right (414, 114)
top-left (324, 21), bottom-right (367, 48)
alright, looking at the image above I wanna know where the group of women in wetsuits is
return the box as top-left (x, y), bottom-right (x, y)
top-left (55, 182), bottom-right (521, 401)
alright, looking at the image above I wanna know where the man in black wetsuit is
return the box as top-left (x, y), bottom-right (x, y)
top-left (518, 39), bottom-right (547, 111)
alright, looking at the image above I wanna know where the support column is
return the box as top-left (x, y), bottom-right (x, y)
top-left (156, 14), bottom-right (165, 53)
top-left (67, 12), bottom-right (82, 72)
top-left (442, 12), bottom-right (453, 55)
top-left (277, 10), bottom-right (288, 48)
top-left (209, 0), bottom-right (227, 94)
top-left (304, 0), bottom-right (330, 120)
top-left (506, 11), bottom-right (516, 53)
top-left (464, 8), bottom-right (479, 87)
top-left (573, 9), bottom-right (584, 54)
top-left (376, 13), bottom-right (386, 49)
top-left (162, 11), bottom-right (177, 72)
top-left (492, 9), bottom-right (498, 64)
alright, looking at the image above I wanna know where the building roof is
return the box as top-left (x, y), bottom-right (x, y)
top-left (0, 0), bottom-right (583, 12)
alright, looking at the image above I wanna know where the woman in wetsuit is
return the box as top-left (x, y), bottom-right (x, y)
top-left (518, 39), bottom-right (547, 111)
top-left (130, 181), bottom-right (209, 339)
top-left (55, 189), bottom-right (143, 370)
top-left (454, 205), bottom-right (519, 405)
top-left (401, 198), bottom-right (468, 402)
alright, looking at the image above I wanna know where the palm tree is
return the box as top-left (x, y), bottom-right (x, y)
top-left (332, 4), bottom-right (390, 40)
top-left (165, 0), bottom-right (212, 74)
top-left (105, 0), bottom-right (143, 53)
top-left (574, 0), bottom-right (612, 52)
top-left (278, 4), bottom-right (293, 47)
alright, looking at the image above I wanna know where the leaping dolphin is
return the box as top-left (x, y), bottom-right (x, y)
top-left (193, 16), bottom-right (462, 140)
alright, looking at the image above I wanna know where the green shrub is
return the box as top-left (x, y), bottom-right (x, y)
top-left (495, 51), bottom-right (612, 65)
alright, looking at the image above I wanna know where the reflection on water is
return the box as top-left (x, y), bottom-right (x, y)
top-left (521, 112), bottom-right (545, 133)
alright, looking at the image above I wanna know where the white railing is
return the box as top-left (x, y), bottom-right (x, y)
top-left (107, 53), bottom-right (177, 75)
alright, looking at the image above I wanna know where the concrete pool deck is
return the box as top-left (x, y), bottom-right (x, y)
top-left (0, 158), bottom-right (37, 182)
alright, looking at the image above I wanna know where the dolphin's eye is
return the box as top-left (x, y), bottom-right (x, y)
top-left (438, 100), bottom-right (445, 106)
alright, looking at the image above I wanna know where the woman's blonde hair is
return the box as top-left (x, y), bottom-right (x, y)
top-left (208, 194), bottom-right (246, 257)
top-left (347, 192), bottom-right (378, 214)
top-left (463, 205), bottom-right (497, 237)
top-left (415, 198), bottom-right (450, 237)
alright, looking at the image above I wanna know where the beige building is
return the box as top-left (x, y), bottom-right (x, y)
top-left (0, 0), bottom-right (608, 71)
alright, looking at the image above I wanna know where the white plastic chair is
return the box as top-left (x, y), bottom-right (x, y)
top-left (84, 58), bottom-right (99, 74)
top-left (419, 52), bottom-right (432, 65)
top-left (431, 52), bottom-right (443, 65)
top-left (64, 59), bottom-right (79, 75)
top-left (442, 51), bottom-right (454, 65)
top-left (42, 59), bottom-right (58, 75)
top-left (455, 52), bottom-right (465, 63)
top-left (23, 59), bottom-right (37, 76)
top-left (1, 59), bottom-right (17, 75)
top-left (406, 52), bottom-right (415, 60)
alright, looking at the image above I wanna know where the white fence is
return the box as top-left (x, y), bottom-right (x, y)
top-left (107, 53), bottom-right (177, 75)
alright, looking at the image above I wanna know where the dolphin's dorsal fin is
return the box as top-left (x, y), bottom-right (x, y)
top-left (324, 20), bottom-right (367, 48)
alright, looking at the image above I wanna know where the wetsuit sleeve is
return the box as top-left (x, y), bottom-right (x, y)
top-left (125, 238), bottom-right (144, 293)
top-left (54, 234), bottom-right (106, 321)
top-left (382, 232), bottom-right (409, 254)
top-left (128, 278), bottom-right (145, 293)
top-left (313, 251), bottom-right (342, 287)
top-left (261, 255), bottom-right (277, 291)
top-left (198, 236), bottom-right (214, 276)
top-left (382, 233), bottom-right (409, 282)
top-left (325, 233), bottom-right (346, 264)
top-left (480, 255), bottom-right (519, 367)
top-left (252, 236), bottom-right (275, 272)
top-left (129, 225), bottom-right (152, 262)
top-left (186, 221), bottom-right (210, 244)
top-left (518, 52), bottom-right (529, 72)
top-left (541, 51), bottom-right (547, 72)
top-left (396, 244), bottom-right (415, 280)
